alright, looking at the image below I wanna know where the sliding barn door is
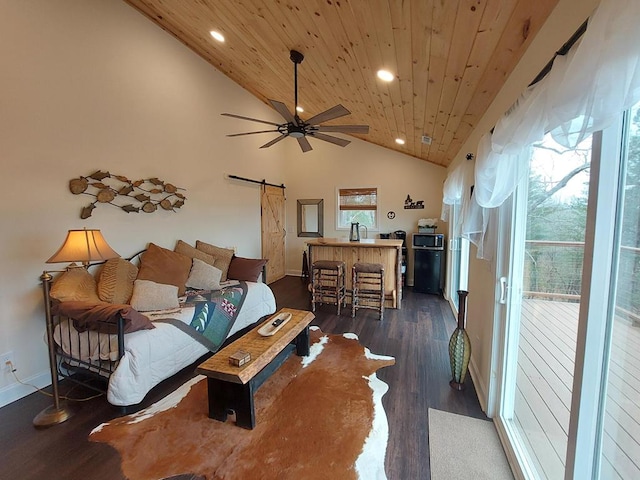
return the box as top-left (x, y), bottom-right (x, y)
top-left (261, 185), bottom-right (286, 284)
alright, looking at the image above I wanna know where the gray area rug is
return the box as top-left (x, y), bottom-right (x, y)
top-left (429, 408), bottom-right (514, 480)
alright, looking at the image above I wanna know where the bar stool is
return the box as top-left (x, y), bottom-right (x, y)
top-left (311, 260), bottom-right (346, 314)
top-left (352, 263), bottom-right (385, 321)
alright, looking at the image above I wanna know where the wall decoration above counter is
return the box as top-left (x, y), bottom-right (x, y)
top-left (403, 194), bottom-right (424, 209)
top-left (69, 170), bottom-right (187, 219)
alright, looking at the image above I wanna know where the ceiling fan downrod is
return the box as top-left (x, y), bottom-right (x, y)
top-left (290, 50), bottom-right (304, 120)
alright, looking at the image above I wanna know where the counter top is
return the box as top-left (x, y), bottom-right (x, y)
top-left (305, 238), bottom-right (403, 248)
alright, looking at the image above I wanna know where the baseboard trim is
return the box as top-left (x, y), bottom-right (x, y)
top-left (469, 358), bottom-right (488, 415)
top-left (0, 371), bottom-right (50, 408)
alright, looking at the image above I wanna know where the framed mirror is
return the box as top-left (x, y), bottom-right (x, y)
top-left (297, 199), bottom-right (324, 237)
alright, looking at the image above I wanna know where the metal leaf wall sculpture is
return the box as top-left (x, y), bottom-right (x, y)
top-left (69, 170), bottom-right (187, 219)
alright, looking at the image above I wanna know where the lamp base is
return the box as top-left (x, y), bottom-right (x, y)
top-left (33, 403), bottom-right (74, 428)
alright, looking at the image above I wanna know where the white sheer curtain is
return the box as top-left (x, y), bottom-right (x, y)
top-left (441, 159), bottom-right (473, 236)
top-left (458, 0), bottom-right (640, 258)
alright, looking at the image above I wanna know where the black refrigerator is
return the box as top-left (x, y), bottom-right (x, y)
top-left (413, 247), bottom-right (445, 295)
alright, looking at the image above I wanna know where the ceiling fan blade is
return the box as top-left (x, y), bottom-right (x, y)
top-left (316, 125), bottom-right (369, 134)
top-left (310, 132), bottom-right (351, 147)
top-left (221, 113), bottom-right (281, 127)
top-left (269, 99), bottom-right (298, 125)
top-left (227, 129), bottom-right (281, 137)
top-left (306, 104), bottom-right (350, 125)
top-left (260, 135), bottom-right (288, 149)
top-left (297, 136), bottom-right (312, 153)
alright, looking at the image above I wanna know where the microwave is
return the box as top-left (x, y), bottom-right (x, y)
top-left (412, 233), bottom-right (445, 250)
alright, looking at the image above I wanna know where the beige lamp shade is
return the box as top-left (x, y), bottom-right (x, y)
top-left (46, 229), bottom-right (120, 265)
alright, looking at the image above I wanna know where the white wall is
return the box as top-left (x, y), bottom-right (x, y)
top-left (0, 0), bottom-right (447, 407)
top-left (0, 0), bottom-right (291, 405)
top-left (449, 0), bottom-right (601, 411)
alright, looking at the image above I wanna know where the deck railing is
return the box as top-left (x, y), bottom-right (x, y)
top-left (523, 240), bottom-right (640, 321)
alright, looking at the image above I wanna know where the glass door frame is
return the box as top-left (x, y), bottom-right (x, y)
top-left (565, 120), bottom-right (624, 479)
top-left (492, 172), bottom-right (537, 479)
top-left (445, 201), bottom-right (469, 314)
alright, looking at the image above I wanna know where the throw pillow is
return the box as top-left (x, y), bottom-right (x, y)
top-left (97, 258), bottom-right (138, 304)
top-left (195, 241), bottom-right (235, 281)
top-left (137, 243), bottom-right (192, 296)
top-left (227, 256), bottom-right (268, 282)
top-left (50, 265), bottom-right (101, 303)
top-left (174, 240), bottom-right (217, 267)
top-left (185, 258), bottom-right (223, 290)
top-left (129, 279), bottom-right (180, 312)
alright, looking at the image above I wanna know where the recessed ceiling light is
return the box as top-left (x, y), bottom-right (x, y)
top-left (395, 138), bottom-right (405, 145)
top-left (296, 106), bottom-right (304, 113)
top-left (209, 30), bottom-right (225, 42)
top-left (377, 70), bottom-right (394, 82)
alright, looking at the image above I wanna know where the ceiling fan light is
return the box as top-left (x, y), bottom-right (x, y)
top-left (290, 131), bottom-right (305, 138)
top-left (377, 70), bottom-right (394, 82)
top-left (296, 106), bottom-right (304, 113)
top-left (395, 138), bottom-right (405, 145)
top-left (209, 30), bottom-right (225, 42)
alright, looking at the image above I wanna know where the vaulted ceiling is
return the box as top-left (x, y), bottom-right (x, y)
top-left (124, 0), bottom-right (560, 168)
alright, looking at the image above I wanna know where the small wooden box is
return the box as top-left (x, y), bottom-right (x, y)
top-left (229, 350), bottom-right (251, 367)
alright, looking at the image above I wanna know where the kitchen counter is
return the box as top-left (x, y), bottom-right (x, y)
top-left (306, 238), bottom-right (403, 309)
top-left (306, 238), bottom-right (403, 248)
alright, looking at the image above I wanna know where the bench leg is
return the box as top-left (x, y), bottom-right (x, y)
top-left (206, 378), bottom-right (255, 429)
top-left (295, 326), bottom-right (310, 356)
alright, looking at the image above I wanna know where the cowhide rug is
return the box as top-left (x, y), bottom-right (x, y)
top-left (90, 327), bottom-right (395, 480)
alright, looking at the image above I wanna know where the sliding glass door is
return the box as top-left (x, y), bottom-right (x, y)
top-left (495, 102), bottom-right (640, 479)
top-left (498, 133), bottom-right (593, 479)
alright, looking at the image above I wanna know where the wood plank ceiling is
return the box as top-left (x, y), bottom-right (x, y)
top-left (124, 0), bottom-right (560, 168)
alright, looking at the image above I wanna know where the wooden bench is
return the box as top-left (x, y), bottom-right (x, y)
top-left (196, 308), bottom-right (315, 429)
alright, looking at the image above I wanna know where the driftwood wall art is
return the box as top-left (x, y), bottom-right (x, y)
top-left (69, 171), bottom-right (187, 219)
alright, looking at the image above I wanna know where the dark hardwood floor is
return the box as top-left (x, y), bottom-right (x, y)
top-left (0, 276), bottom-right (486, 480)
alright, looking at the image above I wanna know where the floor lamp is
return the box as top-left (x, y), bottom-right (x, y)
top-left (33, 229), bottom-right (119, 428)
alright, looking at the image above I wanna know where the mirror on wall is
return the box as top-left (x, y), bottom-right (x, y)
top-left (297, 199), bottom-right (324, 237)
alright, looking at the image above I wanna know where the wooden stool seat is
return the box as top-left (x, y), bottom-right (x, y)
top-left (352, 262), bottom-right (385, 320)
top-left (312, 260), bottom-right (344, 269)
top-left (311, 260), bottom-right (346, 315)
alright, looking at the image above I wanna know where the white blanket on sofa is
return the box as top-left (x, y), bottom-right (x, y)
top-left (55, 281), bottom-right (276, 406)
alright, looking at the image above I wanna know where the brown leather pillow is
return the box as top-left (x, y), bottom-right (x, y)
top-left (174, 240), bottom-right (216, 267)
top-left (227, 256), bottom-right (268, 282)
top-left (136, 243), bottom-right (192, 296)
top-left (52, 300), bottom-right (154, 333)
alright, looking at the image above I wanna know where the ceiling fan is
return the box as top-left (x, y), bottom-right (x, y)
top-left (222, 50), bottom-right (369, 153)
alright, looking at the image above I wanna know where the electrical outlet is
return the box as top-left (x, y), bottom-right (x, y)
top-left (1, 351), bottom-right (15, 373)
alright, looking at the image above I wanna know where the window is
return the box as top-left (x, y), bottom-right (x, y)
top-left (337, 187), bottom-right (378, 230)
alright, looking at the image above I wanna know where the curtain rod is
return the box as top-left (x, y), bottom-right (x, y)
top-left (529, 19), bottom-right (588, 87)
top-left (227, 174), bottom-right (285, 189)
top-left (487, 19), bottom-right (589, 136)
